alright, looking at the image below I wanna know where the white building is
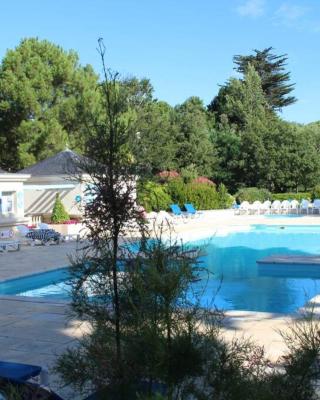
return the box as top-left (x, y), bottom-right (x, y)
top-left (18, 149), bottom-right (137, 224)
top-left (0, 169), bottom-right (30, 229)
top-left (19, 149), bottom-right (85, 222)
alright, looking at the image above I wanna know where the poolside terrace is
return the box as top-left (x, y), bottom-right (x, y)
top-left (1, 210), bottom-right (320, 397)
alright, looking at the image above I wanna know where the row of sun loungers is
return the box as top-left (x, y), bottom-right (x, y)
top-left (235, 199), bottom-right (320, 215)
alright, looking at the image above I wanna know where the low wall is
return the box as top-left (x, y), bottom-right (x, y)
top-left (49, 223), bottom-right (88, 238)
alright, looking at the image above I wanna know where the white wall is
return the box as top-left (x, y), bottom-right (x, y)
top-left (24, 183), bottom-right (83, 217)
top-left (0, 175), bottom-right (29, 228)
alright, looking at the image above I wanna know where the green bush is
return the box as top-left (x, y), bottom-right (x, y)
top-left (51, 193), bottom-right (69, 223)
top-left (235, 187), bottom-right (271, 203)
top-left (184, 183), bottom-right (219, 210)
top-left (272, 192), bottom-right (311, 202)
top-left (166, 178), bottom-right (188, 206)
top-left (137, 181), bottom-right (172, 212)
top-left (217, 183), bottom-right (235, 209)
top-left (167, 178), bottom-right (234, 210)
top-left (139, 179), bottom-right (233, 211)
top-left (311, 185), bottom-right (320, 201)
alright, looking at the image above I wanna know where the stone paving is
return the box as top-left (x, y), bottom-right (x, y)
top-left (0, 297), bottom-right (87, 398)
top-left (0, 241), bottom-right (79, 281)
top-left (0, 212), bottom-right (320, 397)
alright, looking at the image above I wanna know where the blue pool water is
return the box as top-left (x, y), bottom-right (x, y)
top-left (2, 224), bottom-right (320, 313)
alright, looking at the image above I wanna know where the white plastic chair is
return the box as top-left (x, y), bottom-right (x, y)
top-left (300, 199), bottom-right (310, 214)
top-left (239, 201), bottom-right (250, 215)
top-left (251, 201), bottom-right (262, 215)
top-left (280, 200), bottom-right (290, 214)
top-left (290, 200), bottom-right (299, 214)
top-left (313, 199), bottom-right (320, 214)
top-left (16, 225), bottom-right (31, 236)
top-left (260, 200), bottom-right (271, 214)
top-left (0, 229), bottom-right (20, 252)
top-left (270, 200), bottom-right (281, 214)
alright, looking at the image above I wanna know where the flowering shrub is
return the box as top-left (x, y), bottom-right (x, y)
top-left (192, 176), bottom-right (215, 186)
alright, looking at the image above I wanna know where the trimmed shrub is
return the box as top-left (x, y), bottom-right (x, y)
top-left (184, 182), bottom-right (219, 210)
top-left (139, 179), bottom-right (233, 211)
top-left (167, 178), bottom-right (188, 206)
top-left (51, 193), bottom-right (69, 223)
top-left (137, 181), bottom-right (172, 212)
top-left (217, 183), bottom-right (235, 209)
top-left (235, 187), bottom-right (271, 203)
top-left (311, 185), bottom-right (320, 201)
top-left (272, 192), bottom-right (311, 202)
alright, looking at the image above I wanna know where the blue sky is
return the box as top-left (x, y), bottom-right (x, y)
top-left (1, 0), bottom-right (320, 123)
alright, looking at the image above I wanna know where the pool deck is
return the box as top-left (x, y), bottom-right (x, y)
top-left (257, 254), bottom-right (320, 265)
top-left (1, 211), bottom-right (320, 397)
top-left (0, 241), bottom-right (79, 282)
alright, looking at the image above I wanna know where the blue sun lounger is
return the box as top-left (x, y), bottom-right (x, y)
top-left (0, 361), bottom-right (63, 399)
top-left (0, 361), bottom-right (42, 381)
top-left (184, 203), bottom-right (197, 214)
top-left (184, 203), bottom-right (203, 217)
top-left (170, 204), bottom-right (184, 216)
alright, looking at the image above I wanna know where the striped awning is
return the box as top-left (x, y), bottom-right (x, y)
top-left (24, 184), bottom-right (76, 190)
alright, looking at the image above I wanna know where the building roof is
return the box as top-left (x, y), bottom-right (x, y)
top-left (19, 149), bottom-right (84, 176)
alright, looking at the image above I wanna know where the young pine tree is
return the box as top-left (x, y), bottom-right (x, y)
top-left (51, 193), bottom-right (69, 223)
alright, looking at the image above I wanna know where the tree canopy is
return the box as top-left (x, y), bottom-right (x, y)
top-left (233, 47), bottom-right (296, 110)
top-left (0, 38), bottom-right (319, 195)
top-left (0, 38), bottom-right (99, 170)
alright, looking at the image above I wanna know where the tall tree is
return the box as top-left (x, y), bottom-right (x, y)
top-left (233, 47), bottom-right (296, 110)
top-left (210, 66), bottom-right (270, 190)
top-left (0, 38), bottom-right (99, 170)
top-left (130, 100), bottom-right (178, 175)
top-left (209, 65), bottom-right (268, 130)
top-left (174, 96), bottom-right (216, 177)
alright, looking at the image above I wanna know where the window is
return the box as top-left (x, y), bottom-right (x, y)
top-left (0, 192), bottom-right (14, 214)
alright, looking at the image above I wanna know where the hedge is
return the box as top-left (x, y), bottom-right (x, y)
top-left (137, 181), bottom-right (172, 212)
top-left (272, 192), bottom-right (311, 201)
top-left (138, 179), bottom-right (234, 211)
top-left (235, 187), bottom-right (272, 203)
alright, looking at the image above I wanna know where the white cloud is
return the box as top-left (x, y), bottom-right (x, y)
top-left (236, 0), bottom-right (265, 18)
top-left (274, 3), bottom-right (309, 26)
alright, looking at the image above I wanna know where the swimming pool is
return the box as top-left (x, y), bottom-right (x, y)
top-left (2, 224), bottom-right (320, 313)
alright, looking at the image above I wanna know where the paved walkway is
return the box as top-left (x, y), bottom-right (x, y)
top-left (0, 296), bottom-right (87, 398)
top-left (0, 212), bottom-right (319, 397)
top-left (0, 242), bottom-right (79, 281)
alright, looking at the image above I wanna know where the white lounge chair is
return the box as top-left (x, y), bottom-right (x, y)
top-left (0, 229), bottom-right (20, 252)
top-left (251, 201), bottom-right (262, 215)
top-left (290, 200), bottom-right (300, 214)
top-left (280, 200), bottom-right (290, 214)
top-left (16, 225), bottom-right (34, 245)
top-left (239, 201), bottom-right (250, 215)
top-left (300, 199), bottom-right (310, 214)
top-left (261, 200), bottom-right (271, 214)
top-left (312, 199), bottom-right (320, 214)
top-left (0, 241), bottom-right (20, 253)
top-left (270, 200), bottom-right (281, 214)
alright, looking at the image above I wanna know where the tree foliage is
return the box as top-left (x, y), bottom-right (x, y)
top-left (1, 38), bottom-right (320, 195)
top-left (233, 46), bottom-right (297, 110)
top-left (0, 38), bottom-right (99, 170)
top-left (174, 97), bottom-right (216, 177)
